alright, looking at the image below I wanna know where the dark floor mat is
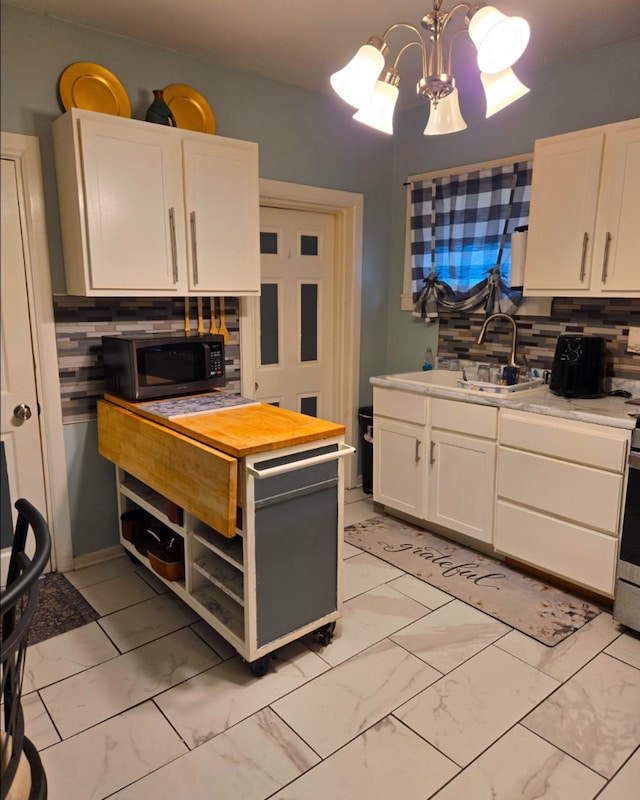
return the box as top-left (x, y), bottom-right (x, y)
top-left (26, 572), bottom-right (100, 646)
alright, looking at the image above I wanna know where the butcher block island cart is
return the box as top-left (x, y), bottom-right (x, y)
top-left (97, 393), bottom-right (352, 676)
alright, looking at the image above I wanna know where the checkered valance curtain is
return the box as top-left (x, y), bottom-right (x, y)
top-left (410, 160), bottom-right (532, 322)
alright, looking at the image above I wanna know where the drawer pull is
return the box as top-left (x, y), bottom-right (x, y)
top-left (430, 440), bottom-right (436, 465)
top-left (190, 210), bottom-right (199, 286)
top-left (415, 439), bottom-right (421, 463)
top-left (169, 207), bottom-right (178, 283)
top-left (601, 232), bottom-right (611, 283)
top-left (579, 232), bottom-right (589, 282)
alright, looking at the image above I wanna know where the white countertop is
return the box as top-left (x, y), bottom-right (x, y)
top-left (370, 371), bottom-right (640, 432)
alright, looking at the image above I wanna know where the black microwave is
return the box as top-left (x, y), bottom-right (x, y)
top-left (102, 333), bottom-right (225, 401)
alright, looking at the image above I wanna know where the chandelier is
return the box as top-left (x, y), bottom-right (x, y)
top-left (330, 1), bottom-right (530, 135)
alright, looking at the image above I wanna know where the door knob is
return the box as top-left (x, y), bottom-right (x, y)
top-left (13, 403), bottom-right (32, 421)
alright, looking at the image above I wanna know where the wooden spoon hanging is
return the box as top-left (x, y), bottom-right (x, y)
top-left (196, 297), bottom-right (204, 335)
top-left (184, 297), bottom-right (191, 334)
top-left (210, 296), bottom-right (218, 334)
top-left (219, 296), bottom-right (229, 344)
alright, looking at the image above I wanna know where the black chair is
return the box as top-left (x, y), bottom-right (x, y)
top-left (1, 499), bottom-right (51, 800)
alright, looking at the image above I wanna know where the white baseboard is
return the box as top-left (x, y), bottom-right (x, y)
top-left (72, 545), bottom-right (123, 572)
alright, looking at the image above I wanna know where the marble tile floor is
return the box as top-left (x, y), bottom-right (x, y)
top-left (20, 489), bottom-right (640, 799)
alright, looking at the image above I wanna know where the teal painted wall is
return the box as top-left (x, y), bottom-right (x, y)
top-left (2, 3), bottom-right (638, 557)
top-left (62, 422), bottom-right (119, 555)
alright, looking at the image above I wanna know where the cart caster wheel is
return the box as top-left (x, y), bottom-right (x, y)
top-left (249, 657), bottom-right (270, 677)
top-left (314, 622), bottom-right (336, 646)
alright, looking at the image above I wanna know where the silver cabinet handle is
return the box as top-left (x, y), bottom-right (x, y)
top-left (601, 232), bottom-right (612, 283)
top-left (430, 440), bottom-right (436, 465)
top-left (415, 440), bottom-right (421, 463)
top-left (13, 404), bottom-right (32, 421)
top-left (190, 211), bottom-right (199, 286)
top-left (579, 232), bottom-right (589, 282)
top-left (168, 207), bottom-right (179, 283)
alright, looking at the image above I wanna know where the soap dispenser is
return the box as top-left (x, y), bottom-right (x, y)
top-left (422, 347), bottom-right (433, 371)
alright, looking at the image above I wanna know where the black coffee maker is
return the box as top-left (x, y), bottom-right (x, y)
top-left (549, 334), bottom-right (607, 398)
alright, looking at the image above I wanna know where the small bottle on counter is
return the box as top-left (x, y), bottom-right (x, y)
top-left (422, 347), bottom-right (434, 371)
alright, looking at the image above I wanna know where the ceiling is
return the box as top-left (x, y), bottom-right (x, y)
top-left (5, 0), bottom-right (640, 105)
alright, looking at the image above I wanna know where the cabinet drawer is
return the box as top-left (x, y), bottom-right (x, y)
top-left (495, 500), bottom-right (617, 597)
top-left (500, 410), bottom-right (629, 472)
top-left (497, 447), bottom-right (623, 534)
top-left (431, 398), bottom-right (497, 438)
top-left (98, 400), bottom-right (237, 536)
top-left (374, 387), bottom-right (427, 425)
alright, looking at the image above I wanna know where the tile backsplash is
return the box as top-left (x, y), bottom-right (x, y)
top-left (436, 297), bottom-right (640, 380)
top-left (54, 295), bottom-right (639, 422)
top-left (53, 296), bottom-right (240, 422)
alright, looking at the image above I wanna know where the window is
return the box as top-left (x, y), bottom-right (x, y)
top-left (406, 155), bottom-right (533, 320)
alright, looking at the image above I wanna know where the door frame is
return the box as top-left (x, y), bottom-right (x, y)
top-left (1, 132), bottom-right (73, 572)
top-left (240, 179), bottom-right (363, 488)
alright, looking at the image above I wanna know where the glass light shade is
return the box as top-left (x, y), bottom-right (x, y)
top-left (468, 6), bottom-right (530, 75)
top-left (330, 44), bottom-right (386, 109)
top-left (423, 89), bottom-right (467, 135)
top-left (481, 68), bottom-right (530, 117)
top-left (353, 79), bottom-right (398, 134)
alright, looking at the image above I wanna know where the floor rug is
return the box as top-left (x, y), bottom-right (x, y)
top-left (345, 516), bottom-right (602, 646)
top-left (26, 572), bottom-right (100, 646)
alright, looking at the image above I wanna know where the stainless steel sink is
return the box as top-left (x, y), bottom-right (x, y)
top-left (385, 369), bottom-right (545, 394)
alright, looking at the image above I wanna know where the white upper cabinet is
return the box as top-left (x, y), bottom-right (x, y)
top-left (523, 117), bottom-right (640, 297)
top-left (181, 136), bottom-right (260, 294)
top-left (52, 108), bottom-right (260, 296)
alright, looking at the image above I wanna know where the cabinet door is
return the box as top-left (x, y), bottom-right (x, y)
top-left (524, 132), bottom-right (604, 294)
top-left (594, 123), bottom-right (640, 293)
top-left (182, 137), bottom-right (260, 294)
top-left (429, 431), bottom-right (495, 544)
top-left (78, 116), bottom-right (186, 293)
top-left (373, 418), bottom-right (426, 519)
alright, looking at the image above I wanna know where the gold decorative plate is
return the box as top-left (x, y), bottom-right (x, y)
top-left (162, 84), bottom-right (216, 133)
top-left (59, 62), bottom-right (131, 117)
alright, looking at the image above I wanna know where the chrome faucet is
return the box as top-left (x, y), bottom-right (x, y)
top-left (476, 313), bottom-right (518, 366)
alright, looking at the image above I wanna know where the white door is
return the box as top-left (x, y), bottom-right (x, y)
top-left (255, 207), bottom-right (336, 420)
top-left (1, 157), bottom-right (48, 579)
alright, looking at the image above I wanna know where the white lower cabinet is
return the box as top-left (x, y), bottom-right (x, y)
top-left (429, 399), bottom-right (498, 544)
top-left (374, 416), bottom-right (427, 519)
top-left (372, 388), bottom-right (630, 598)
top-left (373, 387), bottom-right (428, 519)
top-left (495, 410), bottom-right (630, 597)
top-left (495, 501), bottom-right (618, 597)
top-left (429, 430), bottom-right (496, 543)
top-left (373, 391), bottom-right (497, 544)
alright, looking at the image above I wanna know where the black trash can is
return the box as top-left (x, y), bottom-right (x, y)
top-left (358, 406), bottom-right (374, 494)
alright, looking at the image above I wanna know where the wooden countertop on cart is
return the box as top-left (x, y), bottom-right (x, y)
top-left (102, 393), bottom-right (346, 458)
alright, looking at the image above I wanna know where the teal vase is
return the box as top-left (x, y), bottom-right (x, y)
top-left (145, 89), bottom-right (176, 127)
